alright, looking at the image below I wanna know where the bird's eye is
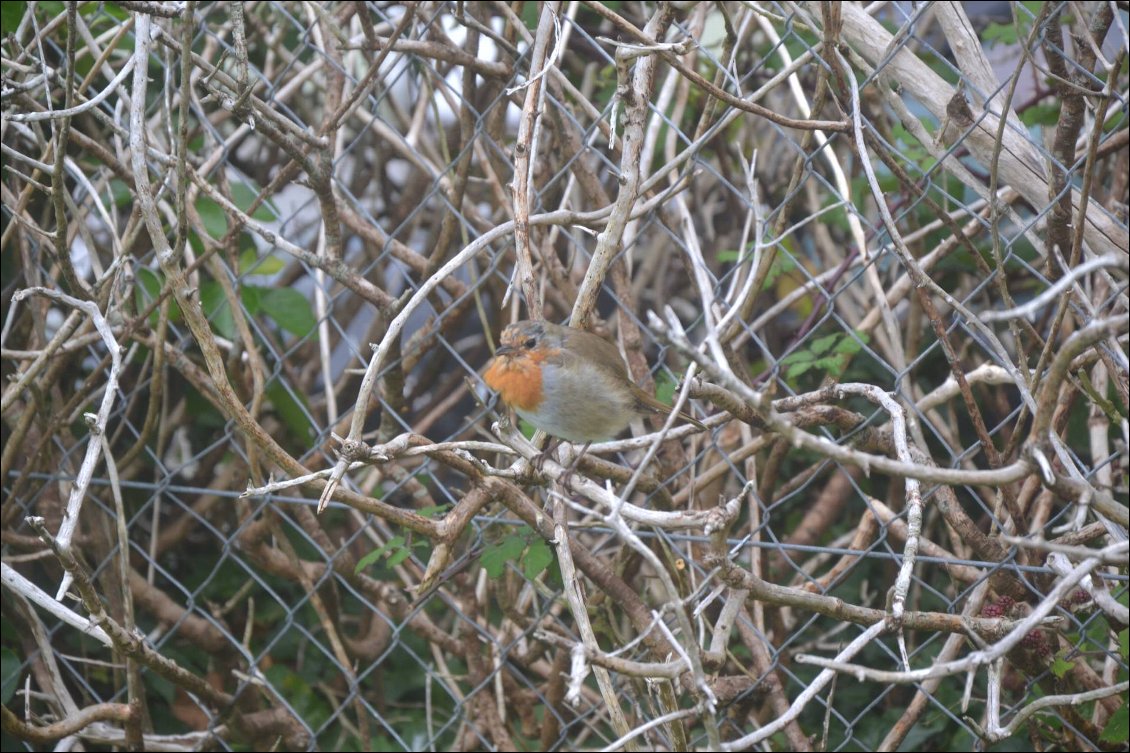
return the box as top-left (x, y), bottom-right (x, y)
top-left (524, 337), bottom-right (536, 349)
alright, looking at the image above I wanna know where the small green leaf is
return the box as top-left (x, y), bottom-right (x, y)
top-left (1049, 651), bottom-right (1074, 679)
top-left (386, 546), bottom-right (413, 568)
top-left (418, 505), bottom-right (451, 519)
top-left (481, 535), bottom-right (526, 579)
top-left (259, 288), bottom-right (317, 338)
top-left (240, 285), bottom-right (262, 315)
top-left (809, 334), bottom-right (838, 355)
top-left (144, 673), bottom-right (175, 705)
top-left (136, 267), bottom-right (162, 301)
top-left (1021, 102), bottom-right (1061, 127)
top-left (195, 196), bottom-right (228, 239)
top-left (522, 539), bottom-right (553, 580)
top-left (1, 2), bottom-right (26, 33)
top-left (813, 355), bottom-right (846, 374)
top-left (240, 249), bottom-right (287, 276)
top-left (185, 385), bottom-right (226, 430)
top-left (654, 374), bottom-right (677, 406)
top-left (1100, 700), bottom-right (1128, 744)
top-left (787, 361), bottom-right (814, 379)
top-left (199, 281), bottom-right (235, 340)
top-left (780, 350), bottom-right (813, 366)
top-left (1, 646), bottom-right (20, 704)
top-left (36, 1), bottom-right (64, 19)
top-left (107, 179), bottom-right (133, 207)
top-left (520, 1), bottom-right (538, 29)
top-left (231, 180), bottom-right (277, 221)
top-left (834, 333), bottom-right (867, 354)
top-left (354, 535), bottom-right (406, 574)
top-left (265, 379), bottom-right (314, 441)
top-left (134, 267), bottom-right (183, 324)
top-left (981, 21), bottom-right (1017, 47)
top-left (762, 255), bottom-right (795, 290)
top-left (99, 2), bottom-right (128, 21)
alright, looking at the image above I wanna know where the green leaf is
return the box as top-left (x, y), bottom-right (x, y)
top-left (762, 254), bottom-right (795, 290)
top-left (787, 361), bottom-right (814, 379)
top-left (34, 1), bottom-right (63, 20)
top-left (100, 2), bottom-right (128, 21)
top-left (231, 180), bottom-right (277, 221)
top-left (134, 267), bottom-right (182, 324)
top-left (354, 535), bottom-right (406, 574)
top-left (1100, 700), bottom-right (1128, 744)
top-left (1021, 102), bottom-right (1061, 127)
top-left (520, 2), bottom-right (539, 29)
top-left (265, 379), bottom-right (314, 441)
top-left (781, 350), bottom-right (815, 381)
top-left (814, 355), bottom-right (847, 373)
top-left (1, 3), bottom-right (26, 37)
top-left (834, 333), bottom-right (867, 354)
top-left (144, 672), bottom-right (175, 705)
top-left (106, 179), bottom-right (133, 207)
top-left (1049, 651), bottom-right (1074, 679)
top-left (369, 733), bottom-right (408, 753)
top-left (185, 384), bottom-right (226, 430)
top-left (198, 281), bottom-right (235, 339)
top-left (240, 285), bottom-right (262, 316)
top-left (782, 332), bottom-right (870, 383)
top-left (1, 646), bottom-right (20, 704)
top-left (136, 267), bottom-right (162, 302)
top-left (239, 249), bottom-right (286, 276)
top-left (518, 417), bottom-right (538, 439)
top-left (522, 539), bottom-right (553, 580)
top-left (780, 350), bottom-right (813, 366)
top-left (418, 504), bottom-right (451, 519)
top-left (481, 535), bottom-right (526, 579)
top-left (259, 287), bottom-right (317, 338)
top-left (982, 22), bottom-right (1018, 47)
top-left (195, 196), bottom-right (228, 239)
top-left (264, 664), bottom-right (329, 721)
top-left (654, 374), bottom-right (677, 406)
top-left (386, 546), bottom-right (413, 568)
top-left (809, 334), bottom-right (838, 355)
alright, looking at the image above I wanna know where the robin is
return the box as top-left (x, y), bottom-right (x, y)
top-left (483, 319), bottom-right (706, 443)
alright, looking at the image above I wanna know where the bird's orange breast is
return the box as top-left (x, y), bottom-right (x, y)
top-left (483, 355), bottom-right (544, 412)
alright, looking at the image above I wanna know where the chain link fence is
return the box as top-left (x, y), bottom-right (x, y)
top-left (2, 1), bottom-right (1128, 750)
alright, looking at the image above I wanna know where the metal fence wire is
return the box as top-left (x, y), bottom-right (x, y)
top-left (2, 1), bottom-right (1128, 751)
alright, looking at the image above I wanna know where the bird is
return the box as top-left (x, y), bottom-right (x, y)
top-left (483, 319), bottom-right (706, 443)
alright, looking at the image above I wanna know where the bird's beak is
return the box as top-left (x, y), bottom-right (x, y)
top-left (494, 344), bottom-right (515, 357)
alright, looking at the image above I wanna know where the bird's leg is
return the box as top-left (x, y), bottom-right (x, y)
top-left (532, 437), bottom-right (559, 474)
top-left (558, 442), bottom-right (591, 489)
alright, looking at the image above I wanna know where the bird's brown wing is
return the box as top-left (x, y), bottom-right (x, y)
top-left (571, 328), bottom-right (632, 381)
top-left (562, 325), bottom-right (707, 432)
